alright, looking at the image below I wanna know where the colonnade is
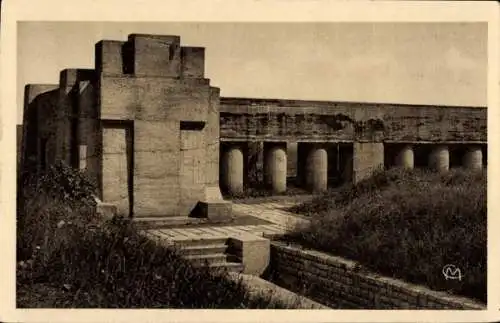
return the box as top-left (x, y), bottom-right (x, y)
top-left (392, 144), bottom-right (483, 172)
top-left (220, 142), bottom-right (485, 195)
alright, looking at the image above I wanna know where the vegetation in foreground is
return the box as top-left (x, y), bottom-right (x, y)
top-left (17, 162), bottom-right (290, 308)
top-left (288, 167), bottom-right (487, 303)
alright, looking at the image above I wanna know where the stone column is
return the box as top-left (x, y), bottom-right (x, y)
top-left (395, 145), bottom-right (414, 169)
top-left (429, 145), bottom-right (449, 172)
top-left (463, 146), bottom-right (482, 171)
top-left (305, 146), bottom-right (328, 192)
top-left (221, 145), bottom-right (244, 195)
top-left (264, 144), bottom-right (287, 193)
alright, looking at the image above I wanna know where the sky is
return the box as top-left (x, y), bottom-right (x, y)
top-left (17, 22), bottom-right (487, 124)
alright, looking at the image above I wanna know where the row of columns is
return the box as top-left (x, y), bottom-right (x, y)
top-left (220, 143), bottom-right (329, 195)
top-left (221, 142), bottom-right (485, 196)
top-left (395, 144), bottom-right (483, 172)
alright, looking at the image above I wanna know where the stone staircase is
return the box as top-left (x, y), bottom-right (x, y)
top-left (133, 216), bottom-right (234, 230)
top-left (169, 237), bottom-right (244, 273)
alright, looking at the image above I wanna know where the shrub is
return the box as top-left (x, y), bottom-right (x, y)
top-left (17, 162), bottom-right (98, 262)
top-left (17, 218), bottom-right (289, 308)
top-left (17, 162), bottom-right (290, 308)
top-left (290, 168), bottom-right (486, 303)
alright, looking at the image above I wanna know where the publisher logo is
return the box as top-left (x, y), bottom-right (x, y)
top-left (442, 264), bottom-right (463, 281)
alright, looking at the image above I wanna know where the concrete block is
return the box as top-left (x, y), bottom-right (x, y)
top-left (134, 120), bottom-right (179, 153)
top-left (194, 200), bottom-right (232, 221)
top-left (24, 84), bottom-right (59, 107)
top-left (99, 77), bottom-right (136, 120)
top-left (95, 40), bottom-right (125, 74)
top-left (136, 80), bottom-right (209, 122)
top-left (228, 233), bottom-right (270, 276)
top-left (133, 177), bottom-right (180, 216)
top-left (129, 34), bottom-right (181, 77)
top-left (181, 47), bottom-right (205, 78)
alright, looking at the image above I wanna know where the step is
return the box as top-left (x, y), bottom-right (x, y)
top-left (183, 253), bottom-right (227, 266)
top-left (178, 244), bottom-right (228, 256)
top-left (225, 254), bottom-right (242, 263)
top-left (207, 262), bottom-right (245, 273)
top-left (171, 237), bottom-right (229, 248)
top-left (134, 216), bottom-right (208, 228)
top-left (133, 216), bottom-right (236, 229)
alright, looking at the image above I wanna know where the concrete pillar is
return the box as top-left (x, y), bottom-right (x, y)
top-left (264, 145), bottom-right (287, 193)
top-left (395, 145), bottom-right (414, 169)
top-left (353, 142), bottom-right (384, 183)
top-left (429, 145), bottom-right (449, 172)
top-left (463, 146), bottom-right (482, 171)
top-left (221, 146), bottom-right (244, 195)
top-left (305, 146), bottom-right (328, 192)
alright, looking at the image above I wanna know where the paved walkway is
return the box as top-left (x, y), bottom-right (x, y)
top-left (142, 200), bottom-right (310, 241)
top-left (232, 201), bottom-right (310, 231)
top-left (145, 223), bottom-right (287, 242)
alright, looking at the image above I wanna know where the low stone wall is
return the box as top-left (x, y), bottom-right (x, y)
top-left (227, 272), bottom-right (330, 309)
top-left (268, 241), bottom-right (485, 310)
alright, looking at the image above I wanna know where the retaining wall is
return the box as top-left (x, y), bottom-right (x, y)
top-left (268, 241), bottom-right (486, 310)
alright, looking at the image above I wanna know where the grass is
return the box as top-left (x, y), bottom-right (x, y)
top-left (287, 167), bottom-right (487, 303)
top-left (17, 162), bottom-right (291, 308)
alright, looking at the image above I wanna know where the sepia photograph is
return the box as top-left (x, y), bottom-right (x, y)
top-left (1, 1), bottom-right (498, 322)
top-left (14, 20), bottom-right (488, 310)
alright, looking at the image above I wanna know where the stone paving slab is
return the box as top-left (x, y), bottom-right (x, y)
top-left (142, 200), bottom-right (309, 242)
top-left (145, 224), bottom-right (287, 242)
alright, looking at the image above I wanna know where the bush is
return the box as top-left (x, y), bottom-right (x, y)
top-left (17, 162), bottom-right (99, 262)
top-left (17, 218), bottom-right (289, 308)
top-left (290, 168), bottom-right (487, 303)
top-left (17, 163), bottom-right (289, 308)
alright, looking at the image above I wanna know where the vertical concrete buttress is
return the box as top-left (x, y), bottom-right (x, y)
top-left (429, 145), bottom-right (449, 172)
top-left (306, 146), bottom-right (328, 192)
top-left (396, 145), bottom-right (414, 169)
top-left (221, 145), bottom-right (244, 195)
top-left (463, 146), bottom-right (483, 171)
top-left (264, 145), bottom-right (287, 193)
